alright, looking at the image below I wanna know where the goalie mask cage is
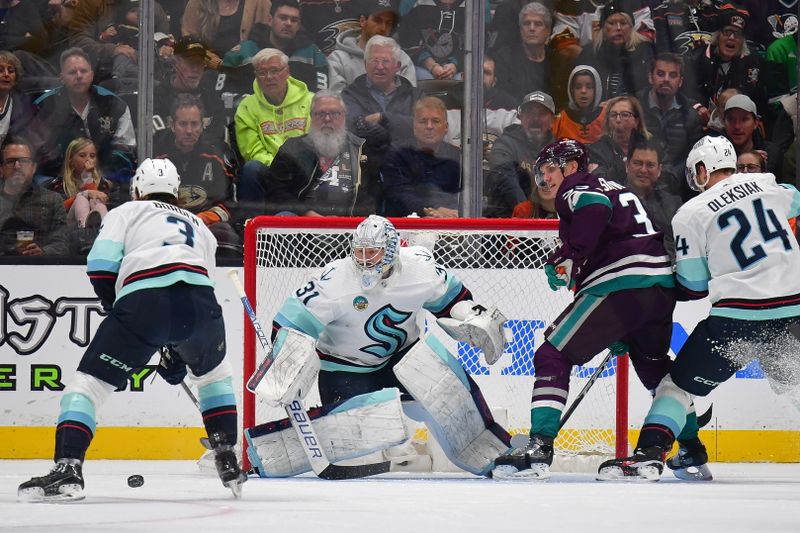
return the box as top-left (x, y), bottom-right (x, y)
top-left (242, 217), bottom-right (629, 472)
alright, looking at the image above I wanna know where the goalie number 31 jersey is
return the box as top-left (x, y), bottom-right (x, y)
top-left (672, 172), bottom-right (800, 320)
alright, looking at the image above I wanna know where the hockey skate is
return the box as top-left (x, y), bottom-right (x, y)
top-left (596, 445), bottom-right (666, 482)
top-left (17, 459), bottom-right (84, 502)
top-left (492, 434), bottom-right (553, 480)
top-left (667, 438), bottom-right (713, 481)
top-left (208, 433), bottom-right (247, 498)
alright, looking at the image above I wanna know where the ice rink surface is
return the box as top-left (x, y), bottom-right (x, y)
top-left (2, 460), bottom-right (799, 532)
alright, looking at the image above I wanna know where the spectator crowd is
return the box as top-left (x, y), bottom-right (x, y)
top-left (0, 0), bottom-right (797, 258)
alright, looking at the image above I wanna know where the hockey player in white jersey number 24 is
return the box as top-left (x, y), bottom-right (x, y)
top-left (244, 215), bottom-right (514, 477)
top-left (18, 158), bottom-right (246, 501)
top-left (598, 136), bottom-right (800, 481)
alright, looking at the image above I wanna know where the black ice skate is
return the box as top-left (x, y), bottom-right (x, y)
top-left (596, 445), bottom-right (667, 482)
top-left (17, 459), bottom-right (84, 502)
top-left (667, 438), bottom-right (713, 481)
top-left (208, 432), bottom-right (247, 498)
top-left (492, 434), bottom-right (554, 480)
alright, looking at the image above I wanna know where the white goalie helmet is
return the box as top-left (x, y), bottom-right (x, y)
top-left (130, 158), bottom-right (180, 200)
top-left (685, 135), bottom-right (736, 192)
top-left (351, 215), bottom-right (399, 290)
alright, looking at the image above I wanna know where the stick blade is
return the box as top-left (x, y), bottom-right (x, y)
top-left (317, 461), bottom-right (391, 480)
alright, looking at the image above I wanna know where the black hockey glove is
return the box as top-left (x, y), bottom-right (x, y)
top-left (157, 346), bottom-right (188, 385)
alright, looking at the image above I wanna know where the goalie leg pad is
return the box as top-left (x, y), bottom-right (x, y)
top-left (393, 335), bottom-right (510, 475)
top-left (245, 387), bottom-right (408, 477)
top-left (251, 327), bottom-right (320, 406)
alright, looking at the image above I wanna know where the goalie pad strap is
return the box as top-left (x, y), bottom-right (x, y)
top-left (245, 388), bottom-right (408, 477)
top-left (393, 336), bottom-right (510, 475)
top-left (252, 327), bottom-right (320, 406)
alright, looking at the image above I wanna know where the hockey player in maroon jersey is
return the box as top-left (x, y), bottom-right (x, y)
top-left (493, 138), bottom-right (707, 480)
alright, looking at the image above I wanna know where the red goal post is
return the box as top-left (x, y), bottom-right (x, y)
top-left (242, 216), bottom-right (629, 471)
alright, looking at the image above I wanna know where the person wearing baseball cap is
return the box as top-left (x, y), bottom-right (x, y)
top-left (722, 94), bottom-right (780, 174)
top-left (328, 0), bottom-right (416, 91)
top-left (682, 3), bottom-right (767, 121)
top-left (485, 90), bottom-right (556, 217)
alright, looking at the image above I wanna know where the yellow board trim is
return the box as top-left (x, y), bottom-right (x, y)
top-left (3, 427), bottom-right (799, 462)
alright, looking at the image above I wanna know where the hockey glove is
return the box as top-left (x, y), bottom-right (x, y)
top-left (544, 245), bottom-right (579, 291)
top-left (157, 346), bottom-right (188, 385)
top-left (437, 301), bottom-right (508, 365)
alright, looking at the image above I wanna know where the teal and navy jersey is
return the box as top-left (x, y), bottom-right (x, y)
top-left (553, 171), bottom-right (674, 296)
top-left (672, 172), bottom-right (800, 320)
top-left (272, 246), bottom-right (471, 372)
top-left (87, 201), bottom-right (216, 306)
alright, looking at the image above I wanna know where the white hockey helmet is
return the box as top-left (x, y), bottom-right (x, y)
top-left (685, 135), bottom-right (736, 192)
top-left (351, 215), bottom-right (399, 290)
top-left (130, 158), bottom-right (180, 200)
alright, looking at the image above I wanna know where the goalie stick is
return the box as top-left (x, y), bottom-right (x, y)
top-left (227, 269), bottom-right (391, 480)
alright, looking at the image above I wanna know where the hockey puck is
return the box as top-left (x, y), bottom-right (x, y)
top-left (127, 474), bottom-right (144, 488)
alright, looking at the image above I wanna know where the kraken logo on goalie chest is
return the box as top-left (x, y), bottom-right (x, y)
top-left (362, 304), bottom-right (412, 358)
top-left (353, 296), bottom-right (368, 311)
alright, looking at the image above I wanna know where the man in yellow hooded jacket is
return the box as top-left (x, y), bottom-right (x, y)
top-left (235, 48), bottom-right (313, 218)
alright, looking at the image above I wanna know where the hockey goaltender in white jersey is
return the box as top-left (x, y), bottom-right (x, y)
top-left (244, 215), bottom-right (513, 478)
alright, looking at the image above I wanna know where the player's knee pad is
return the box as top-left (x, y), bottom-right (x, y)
top-left (393, 335), bottom-right (510, 476)
top-left (533, 341), bottom-right (573, 380)
top-left (61, 371), bottom-right (117, 429)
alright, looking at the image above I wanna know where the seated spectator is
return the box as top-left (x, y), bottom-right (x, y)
top-left (493, 2), bottom-right (556, 103)
top-left (10, 0), bottom-right (74, 88)
top-left (50, 137), bottom-right (109, 228)
top-left (249, 0), bottom-right (329, 91)
top-left (736, 150), bottom-right (766, 174)
top-left (765, 33), bottom-right (797, 103)
top-left (0, 0), bottom-right (49, 52)
top-left (683, 5), bottom-right (767, 119)
top-left (588, 95), bottom-right (653, 183)
top-left (266, 90), bottom-right (380, 216)
top-left (622, 138), bottom-right (682, 259)
top-left (552, 64), bottom-right (606, 146)
top-left (381, 96), bottom-right (460, 217)
top-left (722, 94), bottom-right (781, 176)
top-left (706, 87), bottom-right (739, 134)
top-left (66, 0), bottom-right (170, 84)
top-left (299, 0), bottom-right (362, 55)
top-left (482, 55), bottom-right (517, 111)
top-left (509, 170), bottom-right (558, 219)
top-left (574, 1), bottom-right (654, 100)
top-left (400, 0), bottom-right (466, 81)
top-left (181, 0), bottom-right (271, 57)
top-left (636, 52), bottom-right (706, 181)
top-left (489, 0), bottom-right (556, 52)
top-left (235, 48), bottom-right (312, 216)
top-left (328, 0), bottom-right (417, 91)
top-left (156, 94), bottom-right (240, 256)
top-left (153, 37), bottom-right (225, 146)
top-left (0, 51), bottom-right (36, 147)
top-left (0, 135), bottom-right (69, 256)
top-left (651, 0), bottom-right (717, 54)
top-left (30, 47), bottom-right (136, 180)
top-left (550, 0), bottom-right (653, 61)
top-left (485, 90), bottom-right (556, 218)
top-left (341, 35), bottom-right (423, 161)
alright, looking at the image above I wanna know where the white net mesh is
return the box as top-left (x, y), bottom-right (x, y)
top-left (244, 218), bottom-right (625, 470)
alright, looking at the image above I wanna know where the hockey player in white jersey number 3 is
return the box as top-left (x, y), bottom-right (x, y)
top-left (18, 159), bottom-right (246, 501)
top-left (244, 215), bottom-right (514, 477)
top-left (598, 136), bottom-right (800, 481)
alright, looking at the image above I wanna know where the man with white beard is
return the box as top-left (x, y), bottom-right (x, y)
top-left (265, 90), bottom-right (381, 216)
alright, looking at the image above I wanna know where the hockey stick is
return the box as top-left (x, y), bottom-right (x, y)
top-left (558, 349), bottom-right (616, 430)
top-left (227, 269), bottom-right (391, 480)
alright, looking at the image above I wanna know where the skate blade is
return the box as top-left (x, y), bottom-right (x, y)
top-left (18, 485), bottom-right (85, 503)
top-left (671, 464), bottom-right (713, 481)
top-left (224, 474), bottom-right (247, 499)
top-left (596, 465), bottom-right (661, 482)
top-left (491, 464), bottom-right (550, 481)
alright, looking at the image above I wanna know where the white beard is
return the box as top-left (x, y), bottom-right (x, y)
top-left (309, 127), bottom-right (347, 158)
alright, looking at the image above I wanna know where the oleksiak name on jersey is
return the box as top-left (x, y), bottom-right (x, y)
top-left (705, 181), bottom-right (764, 212)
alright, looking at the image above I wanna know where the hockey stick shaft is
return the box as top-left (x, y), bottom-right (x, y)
top-left (227, 269), bottom-right (390, 480)
top-left (558, 350), bottom-right (616, 430)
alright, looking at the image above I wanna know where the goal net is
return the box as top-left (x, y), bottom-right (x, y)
top-left (242, 217), bottom-right (628, 472)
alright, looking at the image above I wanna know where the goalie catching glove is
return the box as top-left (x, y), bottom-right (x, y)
top-left (437, 300), bottom-right (508, 365)
top-left (249, 327), bottom-right (320, 407)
